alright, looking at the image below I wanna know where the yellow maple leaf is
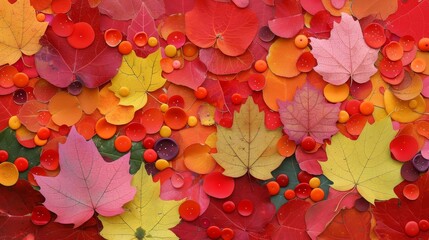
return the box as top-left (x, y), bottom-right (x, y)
top-left (109, 50), bottom-right (166, 111)
top-left (212, 98), bottom-right (284, 180)
top-left (98, 167), bottom-right (184, 240)
top-left (0, 0), bottom-right (48, 65)
top-left (321, 117), bottom-right (403, 204)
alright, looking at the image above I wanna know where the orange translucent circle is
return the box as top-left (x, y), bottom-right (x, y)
top-left (0, 65), bottom-right (18, 88)
top-left (0, 162), bottom-right (19, 186)
top-left (133, 31), bottom-right (148, 47)
top-left (411, 58), bottom-right (426, 73)
top-left (95, 117), bottom-right (117, 139)
top-left (183, 42), bottom-right (198, 57)
top-left (323, 83), bottom-right (349, 103)
top-left (118, 41), bottom-right (133, 55)
top-left (385, 41), bottom-right (404, 61)
top-left (104, 29), bottom-right (123, 47)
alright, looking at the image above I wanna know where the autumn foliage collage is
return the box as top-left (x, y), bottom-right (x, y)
top-left (1, 0), bottom-right (429, 239)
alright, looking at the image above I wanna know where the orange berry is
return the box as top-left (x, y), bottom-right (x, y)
top-left (418, 37), bottom-right (429, 51)
top-left (114, 135), bottom-right (132, 153)
top-left (254, 59), bottom-right (267, 72)
top-left (266, 181), bottom-right (280, 195)
top-left (183, 42), bottom-right (198, 57)
top-left (158, 93), bottom-right (168, 103)
top-left (359, 101), bottom-right (374, 115)
top-left (118, 40), bottom-right (133, 55)
top-left (36, 13), bottom-right (46, 22)
top-left (284, 189), bottom-right (296, 200)
top-left (295, 34), bottom-right (309, 48)
top-left (194, 87), bottom-right (208, 99)
top-left (310, 188), bottom-right (325, 202)
top-left (13, 72), bottom-right (29, 88)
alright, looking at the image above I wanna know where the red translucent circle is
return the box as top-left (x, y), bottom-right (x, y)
top-left (381, 68), bottom-right (404, 85)
top-left (349, 81), bottom-right (373, 100)
top-left (171, 173), bottom-right (185, 189)
top-left (0, 150), bottom-right (8, 162)
top-left (125, 122), bottom-right (146, 142)
top-left (399, 35), bottom-right (415, 52)
top-left (51, 13), bottom-right (74, 37)
top-left (276, 174), bottom-right (289, 187)
top-left (363, 23), bottom-right (386, 49)
top-left (28, 166), bottom-right (47, 186)
top-left (134, 31), bottom-right (148, 47)
top-left (222, 201), bottom-right (236, 213)
top-left (203, 171), bottom-right (235, 199)
top-left (296, 52), bottom-right (317, 73)
top-left (297, 171), bottom-right (313, 183)
top-left (51, 0), bottom-right (72, 14)
top-left (301, 136), bottom-right (316, 151)
top-left (403, 183), bottom-right (420, 200)
top-left (231, 93), bottom-right (243, 105)
top-left (167, 31), bottom-right (186, 48)
top-left (168, 95), bottom-right (185, 108)
top-left (294, 182), bottom-right (312, 199)
top-left (104, 29), bottom-right (123, 47)
top-left (345, 99), bottom-right (361, 116)
top-left (67, 22), bottom-right (95, 49)
top-left (140, 108), bottom-right (164, 134)
top-left (14, 157), bottom-right (29, 172)
top-left (143, 137), bottom-right (155, 149)
top-left (206, 226), bottom-right (222, 239)
top-left (237, 199), bottom-right (254, 217)
top-left (390, 135), bottom-right (419, 162)
top-left (405, 221), bottom-right (420, 237)
top-left (31, 205), bottom-right (51, 225)
top-left (164, 107), bottom-right (188, 130)
top-left (247, 73), bottom-right (266, 91)
top-left (179, 200), bottom-right (200, 221)
top-left (40, 149), bottom-right (59, 171)
top-left (379, 57), bottom-right (403, 79)
top-left (143, 149), bottom-right (158, 163)
top-left (419, 219), bottom-right (429, 231)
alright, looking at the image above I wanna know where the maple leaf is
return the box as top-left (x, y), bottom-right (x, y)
top-left (35, 0), bottom-right (122, 88)
top-left (320, 117), bottom-right (403, 204)
top-left (278, 83), bottom-right (340, 144)
top-left (35, 127), bottom-right (136, 228)
top-left (0, 0), bottom-right (48, 65)
top-left (310, 13), bottom-right (378, 85)
top-left (172, 176), bottom-right (275, 240)
top-left (109, 50), bottom-right (166, 112)
top-left (98, 167), bottom-right (184, 240)
top-left (199, 48), bottom-right (254, 75)
top-left (374, 173), bottom-right (429, 239)
top-left (185, 0), bottom-right (258, 57)
top-left (212, 98), bottom-right (284, 180)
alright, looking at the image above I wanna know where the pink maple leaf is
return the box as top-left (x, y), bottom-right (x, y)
top-left (278, 83), bottom-right (340, 144)
top-left (310, 13), bottom-right (378, 85)
top-left (35, 127), bottom-right (136, 228)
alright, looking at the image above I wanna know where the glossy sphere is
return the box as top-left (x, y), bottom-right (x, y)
top-left (114, 135), bottom-right (132, 153)
top-left (297, 171), bottom-right (313, 183)
top-left (36, 13), bottom-right (46, 22)
top-left (284, 189), bottom-right (295, 200)
top-left (276, 174), bottom-right (289, 187)
top-left (14, 157), bottom-right (29, 172)
top-left (266, 181), bottom-right (280, 195)
top-left (148, 37), bottom-right (158, 47)
top-left (194, 87), bottom-right (208, 99)
top-left (418, 37), bottom-right (429, 51)
top-left (8, 115), bottom-right (21, 130)
top-left (164, 44), bottom-right (177, 57)
top-left (222, 201), bottom-right (236, 213)
top-left (310, 188), bottom-right (325, 202)
top-left (237, 199), bottom-right (254, 216)
top-left (160, 103), bottom-right (169, 112)
top-left (309, 177), bottom-right (321, 188)
top-left (37, 127), bottom-right (51, 140)
top-left (34, 135), bottom-right (47, 146)
top-left (155, 159), bottom-right (169, 171)
top-left (0, 150), bottom-right (8, 162)
top-left (419, 219), bottom-right (429, 231)
top-left (231, 93), bottom-right (242, 105)
top-left (143, 149), bottom-right (158, 163)
top-left (359, 101), bottom-right (374, 115)
top-left (206, 226), bottom-right (222, 239)
top-left (254, 59), bottom-right (268, 72)
top-left (338, 110), bottom-right (350, 123)
top-left (301, 136), bottom-right (316, 151)
top-left (13, 72), bottom-right (29, 88)
top-left (118, 41), bottom-right (133, 55)
top-left (188, 116), bottom-right (198, 127)
top-left (143, 137), bottom-right (155, 149)
top-left (405, 221), bottom-right (420, 237)
top-left (221, 228), bottom-right (235, 240)
top-left (295, 34), bottom-right (309, 48)
top-left (159, 125), bottom-right (172, 137)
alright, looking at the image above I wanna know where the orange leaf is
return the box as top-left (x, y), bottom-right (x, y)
top-left (267, 38), bottom-right (308, 78)
top-left (77, 87), bottom-right (99, 114)
top-left (48, 91), bottom-right (82, 126)
top-left (351, 0), bottom-right (398, 20)
top-left (184, 144), bottom-right (216, 174)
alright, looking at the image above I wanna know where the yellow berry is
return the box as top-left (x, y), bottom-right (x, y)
top-left (155, 159), bottom-right (169, 171)
top-left (160, 103), bottom-right (169, 113)
top-left (338, 110), bottom-right (349, 123)
top-left (148, 37), bottom-right (158, 47)
top-left (118, 86), bottom-right (130, 97)
top-left (309, 177), bottom-right (321, 188)
top-left (188, 116), bottom-right (198, 127)
top-left (160, 125), bottom-right (172, 137)
top-left (34, 134), bottom-right (47, 146)
top-left (8, 116), bottom-right (21, 130)
top-left (164, 44), bottom-right (177, 57)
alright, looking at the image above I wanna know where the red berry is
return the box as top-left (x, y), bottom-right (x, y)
top-left (301, 136), bottom-right (316, 151)
top-left (276, 174), bottom-right (289, 187)
top-left (297, 171), bottom-right (313, 183)
top-left (405, 221), bottom-right (419, 237)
